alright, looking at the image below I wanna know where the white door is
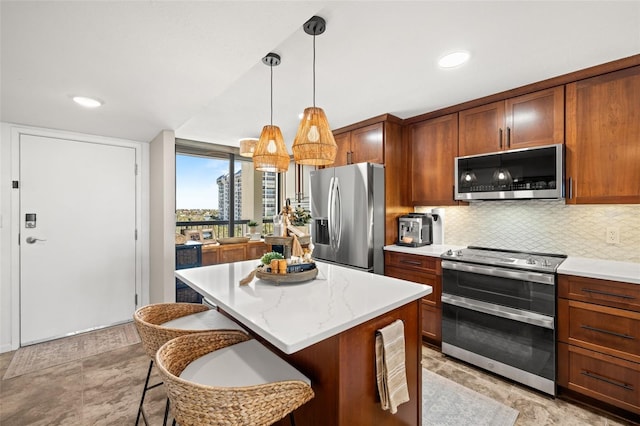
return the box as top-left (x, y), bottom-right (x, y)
top-left (20, 134), bottom-right (137, 345)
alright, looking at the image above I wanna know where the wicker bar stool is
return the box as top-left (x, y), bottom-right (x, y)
top-left (156, 331), bottom-right (315, 426)
top-left (134, 303), bottom-right (246, 426)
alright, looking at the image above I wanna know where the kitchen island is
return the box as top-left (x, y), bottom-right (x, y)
top-left (175, 260), bottom-right (431, 426)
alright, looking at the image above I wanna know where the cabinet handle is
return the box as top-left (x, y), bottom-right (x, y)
top-left (498, 128), bottom-right (503, 149)
top-left (347, 151), bottom-right (353, 164)
top-left (506, 127), bottom-right (511, 148)
top-left (568, 177), bottom-right (573, 199)
top-left (581, 370), bottom-right (634, 391)
top-left (581, 287), bottom-right (636, 300)
top-left (401, 259), bottom-right (422, 266)
top-left (580, 324), bottom-right (635, 340)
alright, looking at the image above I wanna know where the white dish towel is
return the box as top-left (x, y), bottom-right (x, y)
top-left (375, 319), bottom-right (410, 414)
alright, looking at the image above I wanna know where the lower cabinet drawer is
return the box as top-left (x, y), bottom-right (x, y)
top-left (558, 299), bottom-right (640, 363)
top-left (558, 343), bottom-right (640, 414)
top-left (421, 303), bottom-right (441, 345)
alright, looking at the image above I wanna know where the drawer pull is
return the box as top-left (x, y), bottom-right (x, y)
top-left (401, 260), bottom-right (422, 266)
top-left (581, 287), bottom-right (636, 300)
top-left (580, 324), bottom-right (634, 340)
top-left (581, 370), bottom-right (634, 391)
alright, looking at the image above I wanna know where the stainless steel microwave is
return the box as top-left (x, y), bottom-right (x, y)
top-left (454, 144), bottom-right (564, 201)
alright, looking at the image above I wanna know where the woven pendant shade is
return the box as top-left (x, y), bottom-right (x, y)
top-left (253, 125), bottom-right (290, 173)
top-left (239, 138), bottom-right (257, 157)
top-left (292, 107), bottom-right (337, 166)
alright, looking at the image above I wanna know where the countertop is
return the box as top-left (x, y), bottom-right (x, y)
top-left (175, 260), bottom-right (430, 354)
top-left (383, 244), bottom-right (639, 285)
top-left (557, 257), bottom-right (640, 285)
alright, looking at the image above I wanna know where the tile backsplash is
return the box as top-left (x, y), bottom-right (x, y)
top-left (416, 201), bottom-right (640, 263)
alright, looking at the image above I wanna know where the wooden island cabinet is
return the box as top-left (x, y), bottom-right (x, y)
top-left (557, 274), bottom-right (640, 417)
top-left (458, 86), bottom-right (564, 157)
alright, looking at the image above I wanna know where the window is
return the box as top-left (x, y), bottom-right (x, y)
top-left (175, 139), bottom-right (281, 238)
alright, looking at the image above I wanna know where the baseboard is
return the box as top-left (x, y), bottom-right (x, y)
top-left (0, 343), bottom-right (16, 354)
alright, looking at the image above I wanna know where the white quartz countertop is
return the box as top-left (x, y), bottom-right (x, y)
top-left (383, 244), bottom-right (465, 258)
top-left (558, 257), bottom-right (640, 285)
top-left (175, 260), bottom-right (430, 354)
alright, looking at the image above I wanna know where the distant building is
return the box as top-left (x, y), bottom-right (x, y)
top-left (216, 169), bottom-right (277, 220)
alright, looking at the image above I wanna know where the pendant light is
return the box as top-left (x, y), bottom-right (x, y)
top-left (253, 53), bottom-right (290, 173)
top-left (292, 16), bottom-right (337, 166)
top-left (239, 138), bottom-right (258, 157)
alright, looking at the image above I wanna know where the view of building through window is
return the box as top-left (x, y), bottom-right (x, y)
top-left (176, 153), bottom-right (278, 238)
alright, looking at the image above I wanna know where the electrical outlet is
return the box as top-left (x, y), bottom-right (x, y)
top-left (605, 226), bottom-right (620, 244)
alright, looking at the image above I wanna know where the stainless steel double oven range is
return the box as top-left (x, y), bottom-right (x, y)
top-left (440, 246), bottom-right (566, 395)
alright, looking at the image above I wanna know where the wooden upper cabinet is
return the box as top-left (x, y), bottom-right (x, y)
top-left (410, 113), bottom-right (459, 205)
top-left (566, 65), bottom-right (640, 204)
top-left (459, 102), bottom-right (505, 156)
top-left (459, 86), bottom-right (564, 157)
top-left (505, 86), bottom-right (564, 149)
top-left (333, 132), bottom-right (351, 167)
top-left (351, 123), bottom-right (384, 164)
top-left (332, 122), bottom-right (383, 166)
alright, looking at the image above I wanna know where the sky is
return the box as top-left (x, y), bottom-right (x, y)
top-left (176, 155), bottom-right (230, 209)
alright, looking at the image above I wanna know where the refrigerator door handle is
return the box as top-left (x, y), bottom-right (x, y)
top-left (334, 177), bottom-right (342, 250)
top-left (327, 177), bottom-right (335, 249)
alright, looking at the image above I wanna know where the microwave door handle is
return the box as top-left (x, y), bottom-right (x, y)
top-left (334, 178), bottom-right (342, 250)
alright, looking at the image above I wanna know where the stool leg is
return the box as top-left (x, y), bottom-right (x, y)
top-left (289, 412), bottom-right (296, 426)
top-left (162, 397), bottom-right (170, 426)
top-left (136, 359), bottom-right (154, 426)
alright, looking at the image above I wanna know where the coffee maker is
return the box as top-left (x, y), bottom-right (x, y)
top-left (397, 213), bottom-right (433, 247)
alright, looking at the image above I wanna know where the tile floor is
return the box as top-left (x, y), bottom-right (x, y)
top-left (0, 341), bottom-right (636, 425)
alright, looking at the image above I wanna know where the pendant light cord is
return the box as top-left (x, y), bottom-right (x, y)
top-left (270, 62), bottom-right (274, 126)
top-left (312, 32), bottom-right (316, 107)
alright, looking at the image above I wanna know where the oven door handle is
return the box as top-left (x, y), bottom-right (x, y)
top-left (441, 260), bottom-right (555, 285)
top-left (442, 293), bottom-right (555, 329)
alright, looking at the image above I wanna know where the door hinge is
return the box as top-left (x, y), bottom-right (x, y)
top-left (135, 229), bottom-right (138, 240)
top-left (12, 181), bottom-right (19, 189)
top-left (135, 164), bottom-right (138, 175)
top-left (135, 294), bottom-right (138, 305)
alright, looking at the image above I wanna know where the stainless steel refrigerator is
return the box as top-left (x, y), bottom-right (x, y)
top-left (310, 163), bottom-right (385, 274)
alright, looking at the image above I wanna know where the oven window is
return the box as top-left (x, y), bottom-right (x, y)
top-left (442, 304), bottom-right (555, 381)
top-left (442, 268), bottom-right (555, 316)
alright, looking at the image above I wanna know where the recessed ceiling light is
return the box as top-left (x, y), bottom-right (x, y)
top-left (72, 96), bottom-right (103, 108)
top-left (438, 51), bottom-right (470, 68)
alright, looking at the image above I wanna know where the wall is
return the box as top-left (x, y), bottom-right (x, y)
top-left (149, 130), bottom-right (176, 304)
top-left (416, 201), bottom-right (640, 263)
top-left (0, 124), bottom-right (12, 352)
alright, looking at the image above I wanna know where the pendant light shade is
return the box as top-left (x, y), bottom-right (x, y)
top-left (253, 53), bottom-right (289, 173)
top-left (292, 16), bottom-right (337, 166)
top-left (239, 138), bottom-right (257, 157)
top-left (293, 106), bottom-right (337, 165)
top-left (254, 125), bottom-right (290, 172)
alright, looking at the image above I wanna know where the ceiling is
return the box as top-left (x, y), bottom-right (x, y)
top-left (2, 1), bottom-right (639, 149)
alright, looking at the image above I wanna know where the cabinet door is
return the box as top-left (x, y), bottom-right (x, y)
top-left (505, 86), bottom-right (564, 150)
top-left (458, 101), bottom-right (505, 156)
top-left (246, 242), bottom-right (268, 260)
top-left (201, 245), bottom-right (219, 265)
top-left (332, 132), bottom-right (351, 167)
top-left (219, 245), bottom-right (246, 263)
top-left (410, 113), bottom-right (459, 205)
top-left (566, 66), bottom-right (640, 204)
top-left (350, 122), bottom-right (384, 164)
top-left (421, 303), bottom-right (442, 345)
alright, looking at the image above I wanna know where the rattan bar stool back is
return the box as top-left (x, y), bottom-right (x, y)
top-left (156, 331), bottom-right (315, 426)
top-left (133, 303), bottom-right (247, 426)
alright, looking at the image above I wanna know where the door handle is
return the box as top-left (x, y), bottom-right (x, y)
top-left (25, 236), bottom-right (47, 244)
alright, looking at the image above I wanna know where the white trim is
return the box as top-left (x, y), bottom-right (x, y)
top-left (1, 123), bottom-right (149, 352)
